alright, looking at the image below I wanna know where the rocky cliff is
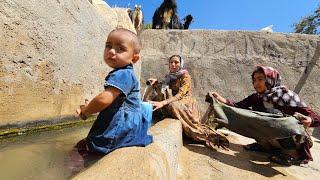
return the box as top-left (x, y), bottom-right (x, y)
top-left (0, 0), bottom-right (135, 127)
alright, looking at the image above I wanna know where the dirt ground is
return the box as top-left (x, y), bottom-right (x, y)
top-left (177, 129), bottom-right (320, 180)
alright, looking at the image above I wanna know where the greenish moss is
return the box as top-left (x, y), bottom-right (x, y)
top-left (0, 116), bottom-right (95, 140)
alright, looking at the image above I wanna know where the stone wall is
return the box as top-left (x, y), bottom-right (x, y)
top-left (0, 0), bottom-right (135, 127)
top-left (139, 30), bottom-right (320, 114)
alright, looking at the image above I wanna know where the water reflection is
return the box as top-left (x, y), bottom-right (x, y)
top-left (0, 123), bottom-right (96, 179)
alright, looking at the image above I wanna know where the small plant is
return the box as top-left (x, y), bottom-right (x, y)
top-left (143, 23), bottom-right (152, 29)
top-left (293, 5), bottom-right (320, 35)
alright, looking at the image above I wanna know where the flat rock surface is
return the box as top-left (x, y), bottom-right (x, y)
top-left (73, 119), bottom-right (182, 180)
top-left (177, 130), bottom-right (320, 180)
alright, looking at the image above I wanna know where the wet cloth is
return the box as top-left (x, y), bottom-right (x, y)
top-left (207, 95), bottom-right (308, 141)
top-left (224, 92), bottom-right (318, 163)
top-left (206, 94), bottom-right (314, 163)
top-left (221, 65), bottom-right (320, 163)
top-left (86, 64), bottom-right (153, 154)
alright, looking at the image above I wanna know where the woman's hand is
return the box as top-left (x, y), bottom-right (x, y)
top-left (294, 112), bottom-right (312, 127)
top-left (150, 100), bottom-right (167, 111)
top-left (147, 78), bottom-right (158, 86)
top-left (211, 91), bottom-right (227, 104)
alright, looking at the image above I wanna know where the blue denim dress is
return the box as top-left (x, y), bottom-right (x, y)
top-left (86, 64), bottom-right (153, 154)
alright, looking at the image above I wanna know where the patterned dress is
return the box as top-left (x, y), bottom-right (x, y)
top-left (145, 72), bottom-right (228, 147)
top-left (166, 73), bottom-right (203, 140)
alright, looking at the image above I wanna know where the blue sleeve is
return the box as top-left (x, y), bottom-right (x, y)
top-left (104, 69), bottom-right (134, 96)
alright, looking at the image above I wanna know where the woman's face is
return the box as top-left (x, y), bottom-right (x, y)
top-left (252, 72), bottom-right (267, 93)
top-left (169, 56), bottom-right (181, 73)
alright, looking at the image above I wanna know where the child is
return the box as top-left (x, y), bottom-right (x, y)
top-left (76, 28), bottom-right (153, 155)
top-left (211, 65), bottom-right (320, 165)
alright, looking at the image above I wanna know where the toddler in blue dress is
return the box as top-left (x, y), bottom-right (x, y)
top-left (76, 28), bottom-right (153, 154)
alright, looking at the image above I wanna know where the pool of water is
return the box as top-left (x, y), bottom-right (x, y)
top-left (0, 123), bottom-right (93, 180)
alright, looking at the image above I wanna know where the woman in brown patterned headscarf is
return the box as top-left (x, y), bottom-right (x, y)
top-left (212, 65), bottom-right (320, 166)
top-left (145, 55), bottom-right (229, 149)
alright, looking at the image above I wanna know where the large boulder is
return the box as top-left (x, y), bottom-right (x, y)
top-left (139, 30), bottom-right (320, 115)
top-left (73, 119), bottom-right (182, 180)
top-left (90, 0), bottom-right (135, 33)
top-left (0, 0), bottom-right (136, 127)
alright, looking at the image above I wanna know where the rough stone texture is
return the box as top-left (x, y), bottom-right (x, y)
top-left (0, 0), bottom-right (136, 126)
top-left (91, 0), bottom-right (117, 28)
top-left (91, 0), bottom-right (136, 33)
top-left (177, 129), bottom-right (320, 180)
top-left (73, 119), bottom-right (182, 180)
top-left (139, 30), bottom-right (320, 115)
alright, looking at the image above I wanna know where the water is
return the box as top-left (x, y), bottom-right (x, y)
top-left (0, 123), bottom-right (93, 180)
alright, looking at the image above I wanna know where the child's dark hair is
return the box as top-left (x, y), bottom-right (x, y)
top-left (109, 28), bottom-right (141, 53)
top-left (251, 66), bottom-right (266, 86)
top-left (251, 67), bottom-right (264, 80)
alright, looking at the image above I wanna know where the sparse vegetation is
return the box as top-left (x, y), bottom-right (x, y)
top-left (294, 5), bottom-right (320, 35)
top-left (143, 23), bottom-right (152, 29)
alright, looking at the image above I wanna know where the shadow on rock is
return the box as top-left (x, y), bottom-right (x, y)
top-left (184, 139), bottom-right (288, 178)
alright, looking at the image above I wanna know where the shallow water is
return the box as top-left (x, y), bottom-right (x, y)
top-left (0, 123), bottom-right (93, 180)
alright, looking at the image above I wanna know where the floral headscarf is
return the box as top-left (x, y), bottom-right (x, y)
top-left (252, 66), bottom-right (307, 108)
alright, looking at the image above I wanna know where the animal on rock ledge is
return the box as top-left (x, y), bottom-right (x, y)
top-left (152, 0), bottom-right (193, 30)
top-left (128, 5), bottom-right (143, 32)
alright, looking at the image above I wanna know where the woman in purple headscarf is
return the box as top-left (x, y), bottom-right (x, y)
top-left (211, 65), bottom-right (320, 166)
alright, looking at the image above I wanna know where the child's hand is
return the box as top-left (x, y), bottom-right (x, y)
top-left (76, 99), bottom-right (89, 120)
top-left (294, 112), bottom-right (312, 127)
top-left (211, 91), bottom-right (227, 104)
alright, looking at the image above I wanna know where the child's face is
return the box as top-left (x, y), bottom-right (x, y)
top-left (104, 31), bottom-right (138, 68)
top-left (169, 56), bottom-right (181, 73)
top-left (252, 72), bottom-right (267, 93)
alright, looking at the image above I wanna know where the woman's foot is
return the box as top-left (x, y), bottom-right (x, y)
top-left (243, 142), bottom-right (268, 152)
top-left (269, 153), bottom-right (302, 166)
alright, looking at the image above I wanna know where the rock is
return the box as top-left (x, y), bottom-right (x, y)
top-left (90, 0), bottom-right (135, 33)
top-left (260, 25), bottom-right (274, 33)
top-left (139, 30), bottom-right (320, 116)
top-left (113, 8), bottom-right (136, 33)
top-left (178, 129), bottom-right (320, 180)
top-left (0, 0), bottom-right (137, 126)
top-left (73, 119), bottom-right (182, 180)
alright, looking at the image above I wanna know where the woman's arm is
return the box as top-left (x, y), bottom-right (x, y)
top-left (151, 73), bottom-right (191, 111)
top-left (225, 94), bottom-right (257, 110)
top-left (211, 92), bottom-right (227, 104)
top-left (76, 87), bottom-right (121, 119)
top-left (288, 106), bottom-right (320, 127)
top-left (212, 91), bottom-right (256, 110)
